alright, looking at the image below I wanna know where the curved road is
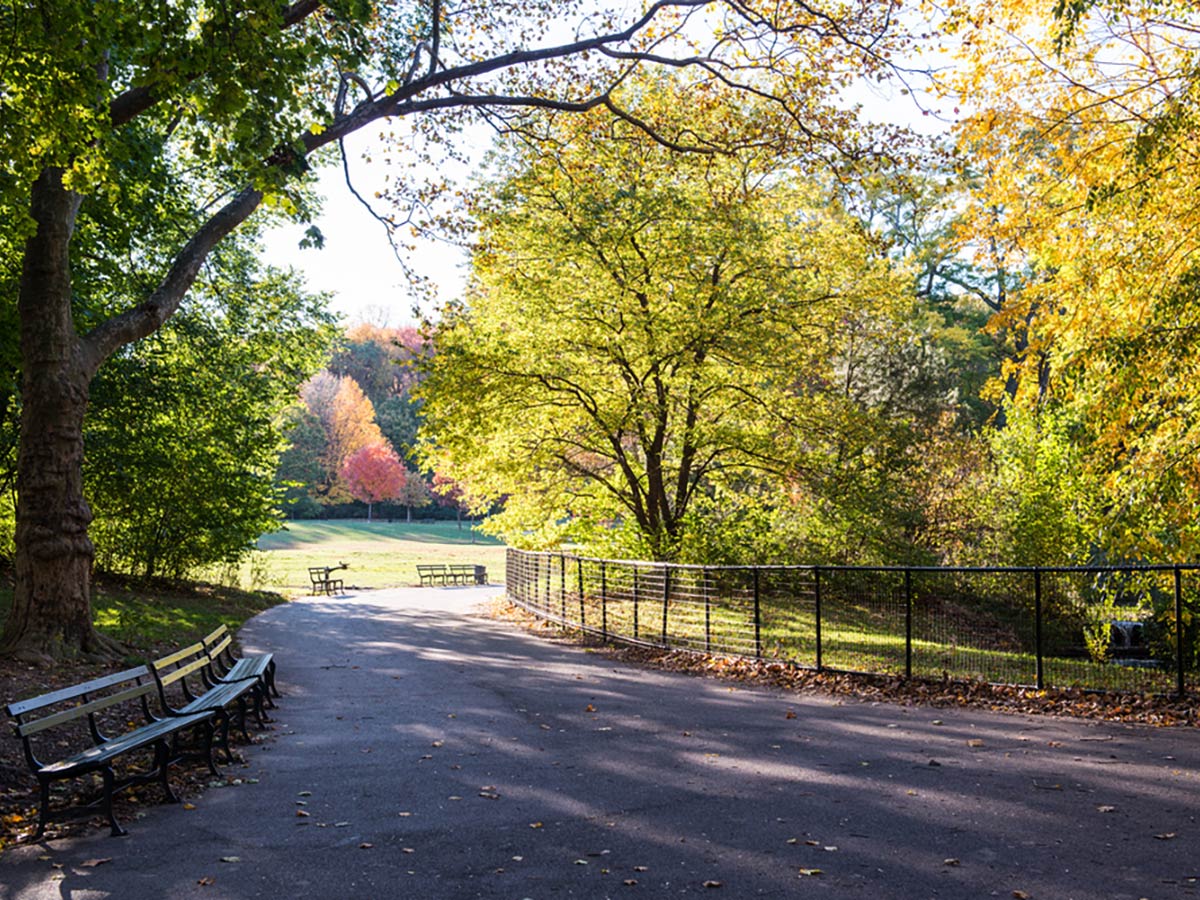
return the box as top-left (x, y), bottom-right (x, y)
top-left (2, 586), bottom-right (1196, 899)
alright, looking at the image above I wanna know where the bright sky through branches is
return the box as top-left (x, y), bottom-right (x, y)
top-left (260, 5), bottom-right (955, 328)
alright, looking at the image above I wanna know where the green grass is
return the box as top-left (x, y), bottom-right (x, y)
top-left (527, 589), bottom-right (1182, 694)
top-left (249, 518), bottom-right (508, 594)
top-left (0, 519), bottom-right (506, 658)
top-left (0, 575), bottom-right (285, 662)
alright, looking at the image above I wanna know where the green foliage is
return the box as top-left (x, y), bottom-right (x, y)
top-left (376, 395), bottom-right (423, 460)
top-left (419, 83), bottom-right (921, 561)
top-left (962, 399), bottom-right (1099, 567)
top-left (85, 246), bottom-right (336, 579)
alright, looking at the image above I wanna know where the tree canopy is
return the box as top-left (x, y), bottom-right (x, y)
top-left (946, 0), bottom-right (1200, 560)
top-left (4, 0), bottom-right (920, 660)
top-left (418, 86), bottom-right (916, 560)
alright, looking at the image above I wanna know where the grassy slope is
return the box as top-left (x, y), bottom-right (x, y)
top-left (254, 519), bottom-right (508, 594)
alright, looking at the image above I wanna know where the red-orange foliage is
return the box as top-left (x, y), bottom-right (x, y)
top-left (340, 442), bottom-right (407, 508)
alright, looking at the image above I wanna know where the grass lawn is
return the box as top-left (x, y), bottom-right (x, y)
top-left (0, 519), bottom-right (506, 652)
top-left (0, 575), bottom-right (284, 664)
top-left (251, 518), bottom-right (508, 594)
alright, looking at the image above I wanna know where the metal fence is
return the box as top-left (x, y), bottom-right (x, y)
top-left (505, 549), bottom-right (1200, 696)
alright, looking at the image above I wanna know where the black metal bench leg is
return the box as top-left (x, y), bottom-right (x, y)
top-left (156, 741), bottom-right (179, 804)
top-left (102, 767), bottom-right (127, 837)
top-left (258, 685), bottom-right (272, 722)
top-left (235, 698), bottom-right (253, 742)
top-left (267, 662), bottom-right (281, 699)
top-left (201, 720), bottom-right (222, 777)
top-left (34, 778), bottom-right (50, 840)
top-left (216, 715), bottom-right (235, 763)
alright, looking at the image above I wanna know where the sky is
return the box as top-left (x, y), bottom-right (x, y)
top-left (261, 130), bottom-right (476, 329)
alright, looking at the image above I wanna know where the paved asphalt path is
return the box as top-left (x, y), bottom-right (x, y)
top-left (2, 586), bottom-right (1198, 899)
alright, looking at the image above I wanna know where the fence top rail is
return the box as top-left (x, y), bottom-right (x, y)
top-left (507, 548), bottom-right (1200, 576)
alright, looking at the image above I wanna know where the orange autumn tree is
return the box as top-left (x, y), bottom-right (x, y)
top-left (340, 442), bottom-right (407, 521)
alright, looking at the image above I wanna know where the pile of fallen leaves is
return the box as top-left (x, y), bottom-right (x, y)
top-left (485, 599), bottom-right (1200, 728)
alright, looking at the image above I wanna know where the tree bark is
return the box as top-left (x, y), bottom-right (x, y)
top-left (0, 170), bottom-right (114, 664)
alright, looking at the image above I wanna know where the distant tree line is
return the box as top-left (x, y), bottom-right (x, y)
top-left (276, 323), bottom-right (470, 524)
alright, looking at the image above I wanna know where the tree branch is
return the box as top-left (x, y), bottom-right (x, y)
top-left (79, 186), bottom-right (263, 373)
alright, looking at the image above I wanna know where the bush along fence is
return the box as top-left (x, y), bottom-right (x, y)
top-left (505, 549), bottom-right (1200, 696)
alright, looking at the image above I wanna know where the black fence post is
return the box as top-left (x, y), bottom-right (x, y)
top-left (578, 557), bottom-right (585, 629)
top-left (703, 568), bottom-right (711, 654)
top-left (600, 561), bottom-right (608, 642)
top-left (814, 567), bottom-right (823, 671)
top-left (559, 554), bottom-right (566, 623)
top-left (543, 553), bottom-right (551, 612)
top-left (1034, 569), bottom-right (1044, 690)
top-left (753, 567), bottom-right (763, 660)
top-left (1176, 565), bottom-right (1185, 698)
top-left (661, 566), bottom-right (671, 647)
top-left (633, 566), bottom-right (640, 639)
top-left (904, 568), bottom-right (913, 679)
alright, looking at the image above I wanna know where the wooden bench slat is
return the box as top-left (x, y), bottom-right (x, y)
top-left (16, 681), bottom-right (157, 737)
top-left (154, 640), bottom-right (207, 669)
top-left (6, 665), bottom-right (151, 717)
top-left (40, 711), bottom-right (212, 776)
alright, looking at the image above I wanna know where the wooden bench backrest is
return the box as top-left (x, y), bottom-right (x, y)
top-left (202, 624), bottom-right (232, 657)
top-left (152, 641), bottom-right (211, 691)
top-left (6, 666), bottom-right (156, 738)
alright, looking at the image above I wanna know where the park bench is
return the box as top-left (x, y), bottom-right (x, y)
top-left (5, 667), bottom-right (217, 837)
top-left (450, 564), bottom-right (488, 585)
top-left (418, 564), bottom-right (488, 585)
top-left (202, 624), bottom-right (279, 706)
top-left (417, 563), bottom-right (448, 586)
top-left (150, 640), bottom-right (268, 762)
top-left (309, 561), bottom-right (348, 595)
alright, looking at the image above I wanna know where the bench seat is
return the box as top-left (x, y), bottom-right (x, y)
top-left (151, 641), bottom-right (267, 759)
top-left (203, 624), bottom-right (279, 703)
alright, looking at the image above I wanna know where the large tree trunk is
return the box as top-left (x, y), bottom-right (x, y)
top-left (0, 170), bottom-right (114, 664)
